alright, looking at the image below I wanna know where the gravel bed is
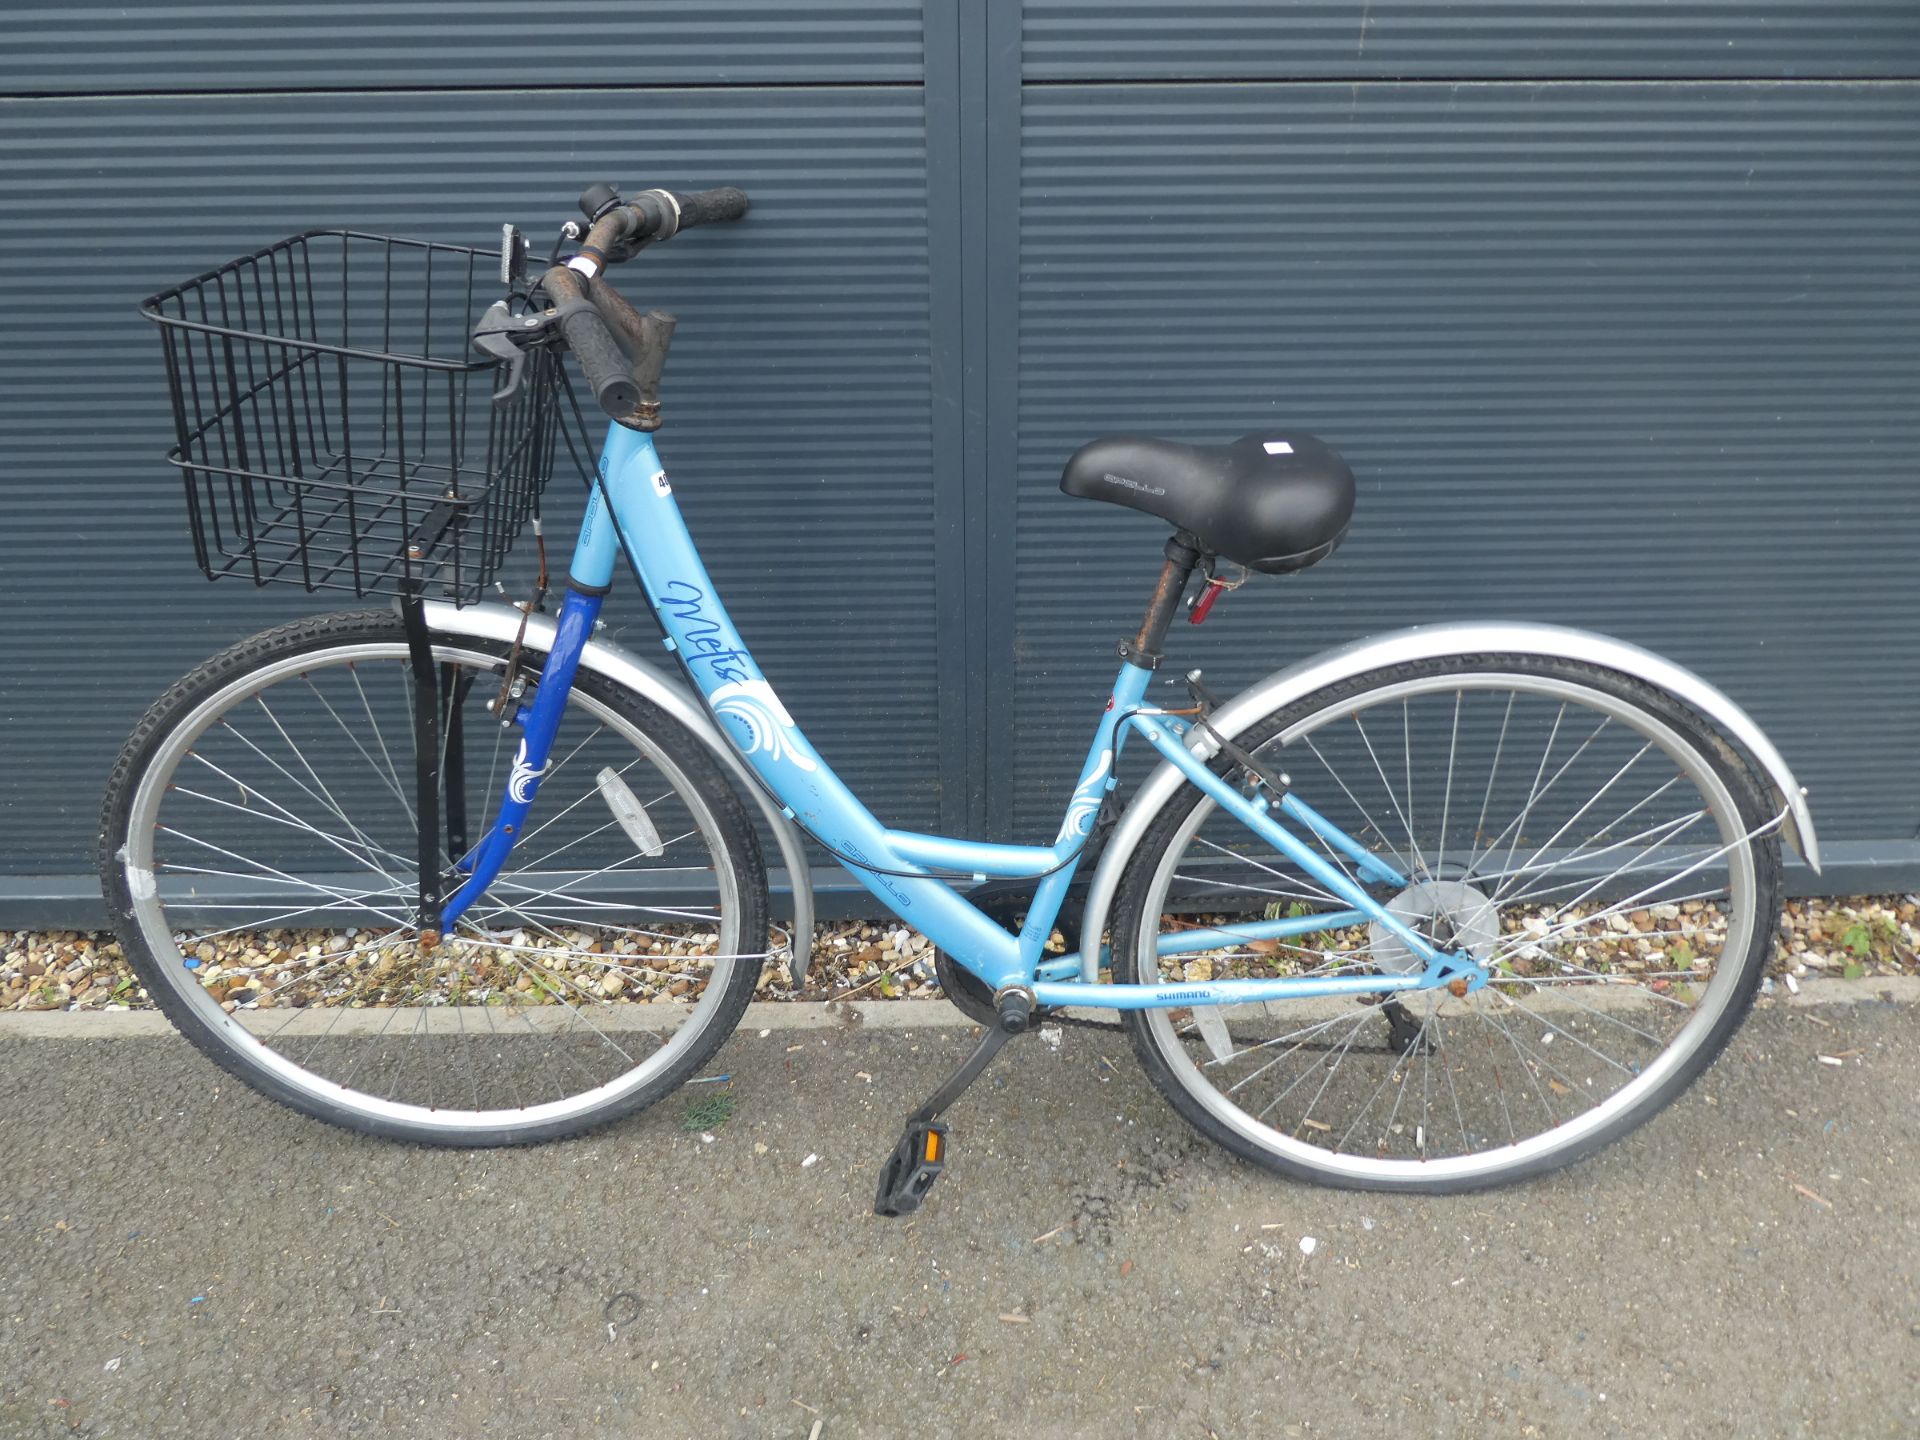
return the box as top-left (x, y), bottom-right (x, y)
top-left (3, 895), bottom-right (1915, 1014)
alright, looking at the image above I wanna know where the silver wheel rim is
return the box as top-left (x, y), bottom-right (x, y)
top-left (118, 639), bottom-right (745, 1136)
top-left (1136, 670), bottom-right (1760, 1186)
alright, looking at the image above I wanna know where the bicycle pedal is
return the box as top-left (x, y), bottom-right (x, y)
top-left (873, 1121), bottom-right (948, 1218)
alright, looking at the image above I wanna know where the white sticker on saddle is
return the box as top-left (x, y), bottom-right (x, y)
top-left (1262, 440), bottom-right (1295, 456)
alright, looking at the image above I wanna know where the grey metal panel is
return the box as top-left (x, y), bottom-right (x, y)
top-left (1010, 81), bottom-right (1920, 851)
top-left (1023, 2), bottom-right (1920, 80)
top-left (1, 2), bottom-right (923, 91)
top-left (0, 86), bottom-right (945, 877)
top-left (922, 0), bottom-right (978, 837)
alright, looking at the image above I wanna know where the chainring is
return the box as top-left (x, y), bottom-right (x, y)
top-left (933, 887), bottom-right (1085, 1026)
top-left (932, 948), bottom-right (1004, 1027)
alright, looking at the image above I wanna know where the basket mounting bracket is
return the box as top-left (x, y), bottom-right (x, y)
top-left (399, 592), bottom-right (445, 936)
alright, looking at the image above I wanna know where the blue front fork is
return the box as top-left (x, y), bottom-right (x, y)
top-left (438, 587), bottom-right (604, 929)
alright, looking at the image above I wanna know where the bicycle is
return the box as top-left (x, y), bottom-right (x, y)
top-left (104, 182), bottom-right (1822, 1210)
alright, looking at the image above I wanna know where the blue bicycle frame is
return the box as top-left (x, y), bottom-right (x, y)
top-left (439, 423), bottom-right (1484, 1010)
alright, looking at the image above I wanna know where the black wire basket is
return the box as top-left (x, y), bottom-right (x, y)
top-left (141, 230), bottom-right (562, 603)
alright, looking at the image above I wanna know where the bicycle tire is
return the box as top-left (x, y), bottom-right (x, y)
top-left (1109, 653), bottom-right (1783, 1193)
top-left (98, 609), bottom-right (769, 1147)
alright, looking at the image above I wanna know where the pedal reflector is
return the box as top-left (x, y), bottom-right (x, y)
top-left (595, 766), bottom-right (665, 856)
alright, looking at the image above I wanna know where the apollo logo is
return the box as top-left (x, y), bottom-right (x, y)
top-left (1101, 472), bottom-right (1166, 497)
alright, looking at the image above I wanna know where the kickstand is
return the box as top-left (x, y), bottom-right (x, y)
top-left (873, 1020), bottom-right (1017, 1218)
top-left (1381, 998), bottom-right (1433, 1056)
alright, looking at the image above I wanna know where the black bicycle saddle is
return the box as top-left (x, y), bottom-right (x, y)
top-left (1059, 430), bottom-right (1355, 574)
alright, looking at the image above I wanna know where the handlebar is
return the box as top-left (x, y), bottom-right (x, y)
top-left (568, 183), bottom-right (750, 278)
top-left (635, 184), bottom-right (752, 238)
top-left (542, 267), bottom-right (639, 417)
top-left (538, 182), bottom-right (749, 422)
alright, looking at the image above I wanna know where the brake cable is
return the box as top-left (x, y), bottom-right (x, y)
top-left (489, 522), bottom-right (549, 724)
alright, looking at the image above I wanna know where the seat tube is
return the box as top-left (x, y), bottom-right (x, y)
top-left (1017, 660), bottom-right (1154, 974)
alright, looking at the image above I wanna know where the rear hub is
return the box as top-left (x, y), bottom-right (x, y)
top-left (1368, 880), bottom-right (1500, 1050)
top-left (1367, 878), bottom-right (1501, 977)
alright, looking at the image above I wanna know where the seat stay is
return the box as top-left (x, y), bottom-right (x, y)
top-left (1023, 716), bottom-right (1478, 1013)
top-left (1122, 712), bottom-right (1450, 972)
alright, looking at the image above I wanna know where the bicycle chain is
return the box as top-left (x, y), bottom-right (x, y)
top-left (1037, 1007), bottom-right (1125, 1033)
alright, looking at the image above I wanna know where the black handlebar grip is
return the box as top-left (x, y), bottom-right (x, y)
top-left (545, 269), bottom-right (639, 417)
top-left (673, 185), bottom-right (750, 229)
top-left (616, 185), bottom-right (751, 248)
top-left (565, 304), bottom-right (640, 416)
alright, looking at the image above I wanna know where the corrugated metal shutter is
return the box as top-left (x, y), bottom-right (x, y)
top-left (1022, 2), bottom-right (1920, 80)
top-left (1005, 23), bottom-right (1920, 867)
top-left (0, 79), bottom-right (945, 882)
top-left (0, 2), bottom-right (924, 89)
top-left (2, 2), bottom-right (1916, 916)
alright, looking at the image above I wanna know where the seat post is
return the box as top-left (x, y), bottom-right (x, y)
top-left (1120, 531), bottom-right (1205, 670)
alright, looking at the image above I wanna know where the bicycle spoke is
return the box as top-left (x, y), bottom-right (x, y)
top-left (1482, 813), bottom-right (1711, 912)
top-left (506, 778), bottom-right (673, 875)
top-left (1299, 733), bottom-right (1417, 881)
top-left (1462, 779), bottom-right (1687, 890)
top-left (1431, 1013), bottom-right (1473, 1153)
top-left (348, 664), bottom-right (417, 826)
top-left (1485, 741), bottom-right (1652, 907)
top-left (1349, 712), bottom-right (1429, 879)
top-left (216, 716), bottom-right (403, 869)
top-left (1189, 835), bottom-right (1345, 905)
top-left (1434, 690), bottom-right (1462, 880)
top-left (156, 831), bottom-right (414, 927)
top-left (171, 771), bottom-right (405, 890)
top-left (1333, 1018), bottom-right (1427, 1152)
top-left (1469, 690), bottom-right (1517, 862)
top-left (305, 676), bottom-right (419, 834)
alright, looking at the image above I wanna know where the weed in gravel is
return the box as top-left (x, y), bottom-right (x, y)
top-left (681, 1093), bottom-right (738, 1132)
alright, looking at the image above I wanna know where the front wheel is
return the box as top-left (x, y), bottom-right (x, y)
top-left (1110, 654), bottom-right (1783, 1193)
top-left (99, 610), bottom-right (770, 1146)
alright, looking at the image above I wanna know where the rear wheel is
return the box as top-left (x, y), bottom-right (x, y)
top-left (99, 610), bottom-right (769, 1146)
top-left (1110, 654), bottom-right (1783, 1192)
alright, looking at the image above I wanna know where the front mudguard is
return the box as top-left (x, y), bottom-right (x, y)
top-left (1077, 622), bottom-right (1820, 983)
top-left (422, 601), bottom-right (815, 984)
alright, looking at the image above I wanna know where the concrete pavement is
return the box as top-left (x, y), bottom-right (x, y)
top-left (1, 991), bottom-right (1914, 1438)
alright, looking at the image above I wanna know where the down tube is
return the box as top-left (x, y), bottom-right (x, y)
top-left (589, 425), bottom-right (1028, 985)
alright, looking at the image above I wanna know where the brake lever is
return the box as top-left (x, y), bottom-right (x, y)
top-left (470, 299), bottom-right (544, 403)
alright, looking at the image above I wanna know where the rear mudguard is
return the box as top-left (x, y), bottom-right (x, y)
top-left (422, 601), bottom-right (815, 983)
top-left (1077, 622), bottom-right (1820, 983)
